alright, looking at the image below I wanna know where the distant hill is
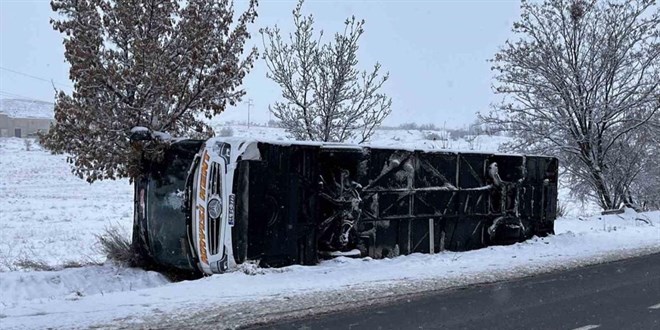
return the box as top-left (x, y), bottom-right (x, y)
top-left (0, 98), bottom-right (54, 119)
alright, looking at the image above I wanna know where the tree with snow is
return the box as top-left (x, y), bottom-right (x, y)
top-left (41, 0), bottom-right (259, 183)
top-left (621, 116), bottom-right (660, 210)
top-left (260, 0), bottom-right (392, 143)
top-left (481, 0), bottom-right (659, 210)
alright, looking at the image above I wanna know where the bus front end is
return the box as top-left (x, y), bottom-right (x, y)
top-left (189, 140), bottom-right (236, 275)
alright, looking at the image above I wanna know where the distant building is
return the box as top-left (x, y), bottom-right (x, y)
top-left (0, 99), bottom-right (55, 138)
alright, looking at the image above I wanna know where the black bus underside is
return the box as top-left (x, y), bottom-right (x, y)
top-left (232, 143), bottom-right (558, 268)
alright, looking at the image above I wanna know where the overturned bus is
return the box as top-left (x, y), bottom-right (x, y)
top-left (132, 137), bottom-right (558, 276)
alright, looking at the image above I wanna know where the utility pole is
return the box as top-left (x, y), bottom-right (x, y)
top-left (245, 98), bottom-right (254, 129)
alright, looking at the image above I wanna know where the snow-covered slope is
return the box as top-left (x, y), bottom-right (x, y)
top-left (0, 98), bottom-right (54, 119)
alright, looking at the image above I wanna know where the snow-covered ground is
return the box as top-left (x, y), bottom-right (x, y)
top-left (0, 138), bottom-right (133, 272)
top-left (1, 210), bottom-right (657, 329)
top-left (0, 127), bottom-right (654, 329)
top-left (211, 123), bottom-right (510, 152)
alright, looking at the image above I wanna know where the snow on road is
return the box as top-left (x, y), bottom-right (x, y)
top-left (0, 129), bottom-right (653, 329)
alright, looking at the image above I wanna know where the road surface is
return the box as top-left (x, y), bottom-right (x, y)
top-left (264, 253), bottom-right (660, 330)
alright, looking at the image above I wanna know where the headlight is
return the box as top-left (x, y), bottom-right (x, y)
top-left (208, 197), bottom-right (222, 219)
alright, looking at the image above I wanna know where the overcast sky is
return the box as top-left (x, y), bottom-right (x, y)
top-left (0, 0), bottom-right (521, 128)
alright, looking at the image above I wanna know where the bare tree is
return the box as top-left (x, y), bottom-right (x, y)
top-left (464, 121), bottom-right (484, 150)
top-left (41, 0), bottom-right (259, 183)
top-left (481, 0), bottom-right (659, 210)
top-left (260, 0), bottom-right (392, 143)
top-left (622, 120), bottom-right (660, 210)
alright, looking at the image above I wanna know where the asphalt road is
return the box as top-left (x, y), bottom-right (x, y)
top-left (262, 253), bottom-right (660, 330)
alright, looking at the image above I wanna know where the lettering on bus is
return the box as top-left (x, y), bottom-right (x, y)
top-left (198, 205), bottom-right (208, 264)
top-left (197, 151), bottom-right (211, 265)
top-left (199, 151), bottom-right (210, 201)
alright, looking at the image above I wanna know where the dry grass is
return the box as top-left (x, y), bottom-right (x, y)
top-left (13, 258), bottom-right (55, 272)
top-left (7, 257), bottom-right (100, 272)
top-left (95, 225), bottom-right (144, 267)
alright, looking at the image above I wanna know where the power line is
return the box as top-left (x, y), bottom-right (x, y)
top-left (0, 66), bottom-right (73, 88)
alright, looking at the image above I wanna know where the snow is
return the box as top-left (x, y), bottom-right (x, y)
top-left (1, 126), bottom-right (656, 329)
top-left (0, 138), bottom-right (133, 271)
top-left (129, 126), bottom-right (149, 133)
top-left (0, 211), bottom-right (657, 329)
top-left (151, 131), bottom-right (171, 141)
top-left (0, 265), bottom-right (168, 306)
top-left (129, 126), bottom-right (172, 141)
top-left (0, 99), bottom-right (54, 119)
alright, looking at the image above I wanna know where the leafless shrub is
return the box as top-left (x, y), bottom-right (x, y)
top-left (556, 201), bottom-right (569, 218)
top-left (460, 121), bottom-right (484, 150)
top-left (96, 225), bottom-right (144, 267)
top-left (433, 130), bottom-right (452, 149)
top-left (464, 134), bottom-right (478, 150)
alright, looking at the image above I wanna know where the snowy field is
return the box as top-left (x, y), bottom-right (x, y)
top-left (211, 123), bottom-right (513, 153)
top-left (0, 138), bottom-right (133, 271)
top-left (0, 127), bottom-right (655, 329)
top-left (0, 99), bottom-right (54, 119)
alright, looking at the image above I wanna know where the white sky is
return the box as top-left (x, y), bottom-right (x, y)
top-left (0, 0), bottom-right (521, 128)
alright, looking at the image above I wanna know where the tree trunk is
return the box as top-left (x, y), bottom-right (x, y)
top-left (590, 167), bottom-right (615, 210)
